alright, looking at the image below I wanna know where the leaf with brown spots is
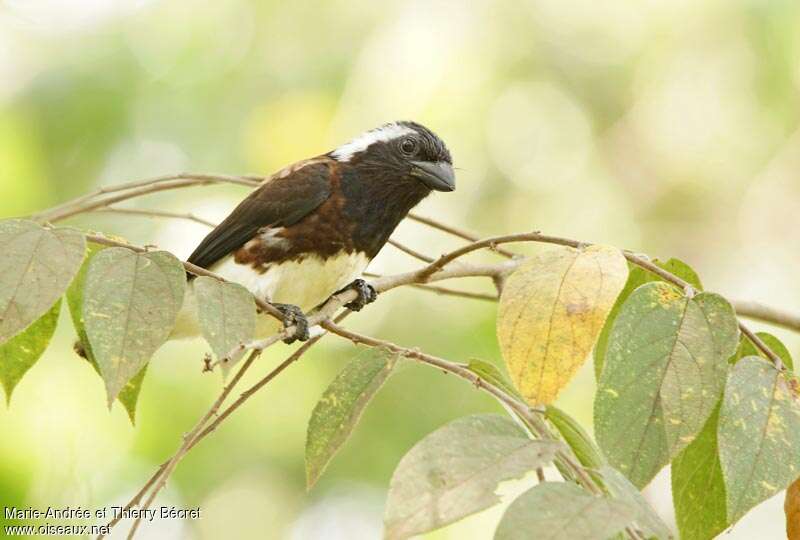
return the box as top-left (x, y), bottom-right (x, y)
top-left (497, 245), bottom-right (628, 405)
top-left (66, 242), bottom-right (147, 424)
top-left (594, 257), bottom-right (703, 380)
top-left (594, 282), bottom-right (738, 487)
top-left (718, 356), bottom-right (800, 523)
top-left (305, 352), bottom-right (396, 489)
top-left (83, 247), bottom-right (185, 404)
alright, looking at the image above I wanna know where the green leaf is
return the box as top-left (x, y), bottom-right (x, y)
top-left (306, 352), bottom-right (397, 489)
top-left (467, 359), bottom-right (524, 400)
top-left (545, 405), bottom-right (604, 469)
top-left (600, 466), bottom-right (673, 540)
top-left (595, 258), bottom-right (703, 380)
top-left (0, 219), bottom-right (85, 344)
top-left (384, 414), bottom-right (561, 540)
top-left (0, 300), bottom-right (60, 403)
top-left (757, 333), bottom-right (794, 371)
top-left (193, 276), bottom-right (256, 365)
top-left (718, 356), bottom-right (800, 523)
top-left (671, 401), bottom-right (726, 540)
top-left (66, 242), bottom-right (147, 423)
top-left (594, 282), bottom-right (738, 487)
top-left (83, 248), bottom-right (185, 404)
top-left (497, 245), bottom-right (628, 404)
top-left (731, 331), bottom-right (794, 370)
top-left (671, 332), bottom-right (793, 538)
top-left (494, 481), bottom-right (637, 540)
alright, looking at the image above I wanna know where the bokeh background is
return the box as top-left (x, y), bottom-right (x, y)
top-left (1, 0), bottom-right (799, 538)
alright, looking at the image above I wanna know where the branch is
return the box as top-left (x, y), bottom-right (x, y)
top-left (387, 238), bottom-right (435, 263)
top-left (407, 212), bottom-right (516, 258)
top-left (416, 231), bottom-right (576, 280)
top-left (34, 173), bottom-right (260, 224)
top-left (227, 259), bottom-right (513, 360)
top-left (408, 283), bottom-right (497, 302)
top-left (91, 206), bottom-right (217, 228)
top-left (733, 300), bottom-right (800, 333)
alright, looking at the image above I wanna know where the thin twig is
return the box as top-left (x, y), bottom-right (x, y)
top-left (195, 319), bottom-right (340, 442)
top-left (408, 283), bottom-right (497, 302)
top-left (407, 212), bottom-right (516, 258)
top-left (119, 349), bottom-right (262, 539)
top-left (387, 239), bottom-right (435, 263)
top-left (92, 206), bottom-right (217, 228)
top-left (35, 174), bottom-right (259, 223)
top-left (738, 323), bottom-right (786, 372)
top-left (99, 463), bottom-right (168, 534)
top-left (415, 231), bottom-right (577, 280)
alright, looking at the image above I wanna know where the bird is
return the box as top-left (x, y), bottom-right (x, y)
top-left (170, 121), bottom-right (455, 346)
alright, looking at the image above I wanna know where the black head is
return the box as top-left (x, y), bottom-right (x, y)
top-left (329, 121), bottom-right (455, 192)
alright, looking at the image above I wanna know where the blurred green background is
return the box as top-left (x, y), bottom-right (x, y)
top-left (1, 0), bottom-right (799, 538)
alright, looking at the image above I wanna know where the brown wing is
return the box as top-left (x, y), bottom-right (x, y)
top-left (187, 159), bottom-right (332, 270)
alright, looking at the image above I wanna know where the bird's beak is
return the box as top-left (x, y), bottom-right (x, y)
top-left (410, 161), bottom-right (456, 192)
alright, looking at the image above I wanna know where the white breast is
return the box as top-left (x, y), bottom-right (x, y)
top-left (171, 251), bottom-right (370, 340)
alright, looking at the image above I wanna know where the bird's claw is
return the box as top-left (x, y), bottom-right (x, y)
top-left (343, 279), bottom-right (377, 312)
top-left (274, 303), bottom-right (310, 344)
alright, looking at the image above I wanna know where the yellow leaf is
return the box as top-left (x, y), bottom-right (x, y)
top-left (497, 245), bottom-right (628, 405)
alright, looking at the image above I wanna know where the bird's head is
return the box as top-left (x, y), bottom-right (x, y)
top-left (329, 121), bottom-right (455, 193)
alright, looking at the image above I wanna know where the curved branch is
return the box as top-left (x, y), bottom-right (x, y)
top-left (407, 212), bottom-right (517, 258)
top-left (35, 173), bottom-right (260, 223)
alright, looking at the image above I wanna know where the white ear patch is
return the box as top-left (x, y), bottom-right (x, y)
top-left (331, 123), bottom-right (415, 162)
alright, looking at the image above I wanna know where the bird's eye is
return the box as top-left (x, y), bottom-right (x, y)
top-left (400, 138), bottom-right (418, 156)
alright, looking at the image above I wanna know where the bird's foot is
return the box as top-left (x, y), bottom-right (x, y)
top-left (273, 303), bottom-right (310, 344)
top-left (341, 279), bottom-right (377, 312)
